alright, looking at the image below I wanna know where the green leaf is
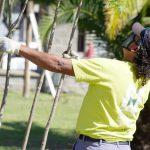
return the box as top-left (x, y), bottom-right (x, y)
top-left (104, 0), bottom-right (149, 39)
top-left (38, 15), bottom-right (52, 46)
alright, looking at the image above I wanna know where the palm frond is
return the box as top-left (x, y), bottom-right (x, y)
top-left (39, 0), bottom-right (105, 45)
top-left (104, 0), bottom-right (148, 39)
top-left (38, 3), bottom-right (76, 45)
top-left (38, 15), bottom-right (52, 46)
top-left (57, 7), bottom-right (76, 23)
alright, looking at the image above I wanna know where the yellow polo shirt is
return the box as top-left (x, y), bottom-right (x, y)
top-left (72, 58), bottom-right (150, 142)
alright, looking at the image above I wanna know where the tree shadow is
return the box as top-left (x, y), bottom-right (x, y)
top-left (0, 122), bottom-right (77, 150)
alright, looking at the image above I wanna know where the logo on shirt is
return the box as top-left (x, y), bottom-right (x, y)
top-left (121, 83), bottom-right (144, 116)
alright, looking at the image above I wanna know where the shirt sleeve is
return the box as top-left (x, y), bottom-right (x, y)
top-left (72, 58), bottom-right (104, 83)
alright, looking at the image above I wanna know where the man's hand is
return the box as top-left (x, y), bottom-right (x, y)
top-left (0, 37), bottom-right (21, 55)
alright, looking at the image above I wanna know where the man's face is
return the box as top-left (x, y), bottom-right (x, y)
top-left (128, 41), bottom-right (140, 52)
top-left (122, 34), bottom-right (140, 52)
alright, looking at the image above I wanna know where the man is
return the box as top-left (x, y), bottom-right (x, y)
top-left (0, 22), bottom-right (150, 150)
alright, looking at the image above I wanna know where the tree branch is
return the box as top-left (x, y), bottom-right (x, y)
top-left (0, 0), bottom-right (29, 126)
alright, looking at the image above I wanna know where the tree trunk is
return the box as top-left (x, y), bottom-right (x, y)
top-left (131, 98), bottom-right (150, 150)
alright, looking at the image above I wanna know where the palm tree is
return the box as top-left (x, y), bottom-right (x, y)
top-left (37, 0), bottom-right (149, 59)
top-left (38, 0), bottom-right (105, 46)
top-left (104, 0), bottom-right (148, 39)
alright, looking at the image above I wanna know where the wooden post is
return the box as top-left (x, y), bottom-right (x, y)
top-left (0, 0), bottom-right (5, 20)
top-left (23, 1), bottom-right (33, 97)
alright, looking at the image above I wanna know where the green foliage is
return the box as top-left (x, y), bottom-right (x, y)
top-left (38, 2), bottom-right (76, 46)
top-left (142, 1), bottom-right (150, 17)
top-left (38, 0), bottom-right (106, 48)
top-left (106, 0), bottom-right (150, 59)
top-left (57, 3), bottom-right (76, 23)
top-left (38, 15), bottom-right (53, 47)
top-left (104, 0), bottom-right (148, 39)
top-left (61, 0), bottom-right (105, 35)
top-left (33, 0), bottom-right (56, 5)
top-left (15, 0), bottom-right (150, 59)
top-left (78, 0), bottom-right (105, 36)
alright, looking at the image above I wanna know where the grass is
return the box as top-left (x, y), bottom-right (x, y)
top-left (0, 90), bottom-right (84, 150)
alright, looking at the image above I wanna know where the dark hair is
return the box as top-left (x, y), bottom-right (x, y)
top-left (133, 46), bottom-right (150, 85)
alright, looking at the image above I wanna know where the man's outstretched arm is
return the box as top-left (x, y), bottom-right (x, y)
top-left (0, 37), bottom-right (75, 76)
top-left (19, 45), bottom-right (75, 76)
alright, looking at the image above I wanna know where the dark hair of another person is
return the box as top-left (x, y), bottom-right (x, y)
top-left (133, 30), bottom-right (150, 85)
